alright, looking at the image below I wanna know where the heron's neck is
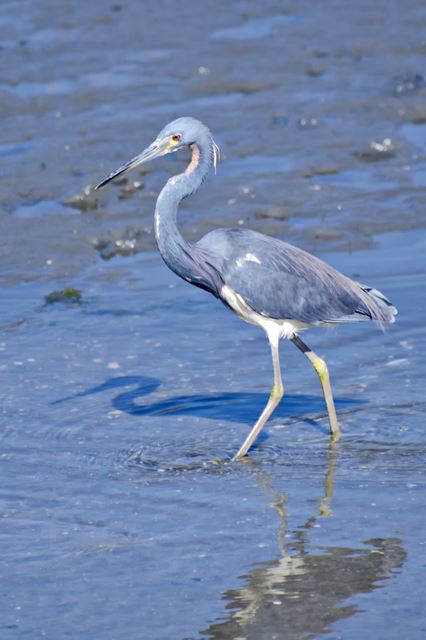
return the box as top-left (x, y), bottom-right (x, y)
top-left (154, 143), bottom-right (217, 292)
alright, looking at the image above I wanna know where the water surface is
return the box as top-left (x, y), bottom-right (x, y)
top-left (1, 1), bottom-right (426, 639)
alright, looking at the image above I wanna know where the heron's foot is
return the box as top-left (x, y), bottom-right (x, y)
top-left (330, 426), bottom-right (341, 442)
top-left (232, 449), bottom-right (246, 462)
top-left (318, 497), bottom-right (333, 517)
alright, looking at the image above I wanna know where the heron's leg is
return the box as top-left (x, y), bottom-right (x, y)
top-left (233, 332), bottom-right (284, 461)
top-left (290, 334), bottom-right (340, 440)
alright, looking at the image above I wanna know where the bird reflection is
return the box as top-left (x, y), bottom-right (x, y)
top-left (201, 447), bottom-right (405, 640)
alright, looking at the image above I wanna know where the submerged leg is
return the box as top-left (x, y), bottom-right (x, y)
top-left (290, 334), bottom-right (340, 440)
top-left (234, 332), bottom-right (284, 461)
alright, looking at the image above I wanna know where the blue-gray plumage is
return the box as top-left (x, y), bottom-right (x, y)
top-left (95, 117), bottom-right (397, 460)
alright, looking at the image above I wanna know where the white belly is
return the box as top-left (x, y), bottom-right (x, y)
top-left (221, 284), bottom-right (309, 341)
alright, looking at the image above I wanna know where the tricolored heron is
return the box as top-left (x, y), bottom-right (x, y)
top-left (95, 117), bottom-right (397, 460)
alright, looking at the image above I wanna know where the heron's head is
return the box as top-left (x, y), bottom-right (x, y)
top-left (95, 117), bottom-right (218, 190)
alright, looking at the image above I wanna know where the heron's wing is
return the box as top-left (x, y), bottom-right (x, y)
top-left (198, 228), bottom-right (390, 324)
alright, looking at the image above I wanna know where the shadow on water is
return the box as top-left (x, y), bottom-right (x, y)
top-left (53, 375), bottom-right (362, 428)
top-left (200, 449), bottom-right (406, 640)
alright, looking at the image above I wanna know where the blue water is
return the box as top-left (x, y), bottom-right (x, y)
top-left (1, 231), bottom-right (425, 639)
top-left (1, 1), bottom-right (426, 638)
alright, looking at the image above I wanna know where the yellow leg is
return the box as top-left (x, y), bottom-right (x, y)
top-left (234, 332), bottom-right (284, 460)
top-left (291, 335), bottom-right (340, 440)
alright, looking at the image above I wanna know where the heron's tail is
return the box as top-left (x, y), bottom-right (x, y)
top-left (361, 286), bottom-right (398, 325)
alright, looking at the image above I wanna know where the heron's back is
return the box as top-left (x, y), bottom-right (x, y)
top-left (197, 228), bottom-right (397, 327)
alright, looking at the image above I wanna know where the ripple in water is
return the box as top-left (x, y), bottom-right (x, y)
top-left (124, 440), bottom-right (237, 476)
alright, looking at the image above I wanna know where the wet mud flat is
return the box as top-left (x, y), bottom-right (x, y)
top-left (1, 0), bottom-right (426, 639)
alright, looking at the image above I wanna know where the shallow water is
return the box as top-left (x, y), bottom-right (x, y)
top-left (1, 1), bottom-right (426, 639)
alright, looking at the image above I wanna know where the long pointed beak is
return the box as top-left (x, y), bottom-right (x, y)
top-left (94, 139), bottom-right (171, 190)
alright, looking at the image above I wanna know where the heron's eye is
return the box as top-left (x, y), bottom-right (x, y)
top-left (171, 134), bottom-right (181, 143)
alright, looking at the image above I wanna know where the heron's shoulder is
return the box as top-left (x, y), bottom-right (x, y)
top-left (198, 227), bottom-right (291, 254)
top-left (196, 227), bottom-right (252, 260)
top-left (197, 227), bottom-right (316, 271)
top-left (198, 227), bottom-right (259, 246)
